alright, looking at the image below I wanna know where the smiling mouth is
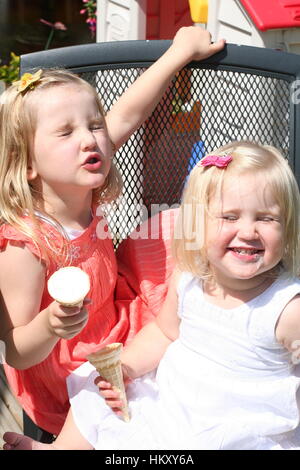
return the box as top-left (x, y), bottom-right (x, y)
top-left (228, 248), bottom-right (263, 255)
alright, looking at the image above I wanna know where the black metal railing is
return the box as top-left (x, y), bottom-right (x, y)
top-left (21, 41), bottom-right (300, 244)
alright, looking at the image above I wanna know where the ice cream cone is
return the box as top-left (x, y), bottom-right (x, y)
top-left (87, 343), bottom-right (130, 422)
top-left (47, 266), bottom-right (90, 307)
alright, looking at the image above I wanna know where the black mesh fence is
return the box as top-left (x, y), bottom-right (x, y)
top-left (21, 41), bottom-right (300, 246)
top-left (80, 67), bottom-right (290, 245)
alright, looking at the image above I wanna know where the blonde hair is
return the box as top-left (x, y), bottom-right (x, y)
top-left (173, 140), bottom-right (300, 278)
top-left (0, 69), bottom-right (123, 267)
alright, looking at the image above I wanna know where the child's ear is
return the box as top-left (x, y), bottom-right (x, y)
top-left (27, 162), bottom-right (37, 181)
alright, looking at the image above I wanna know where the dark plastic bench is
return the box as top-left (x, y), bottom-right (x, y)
top-left (19, 37), bottom-right (300, 443)
top-left (21, 40), bottom-right (300, 244)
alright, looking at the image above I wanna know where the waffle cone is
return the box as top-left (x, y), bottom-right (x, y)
top-left (57, 298), bottom-right (84, 307)
top-left (87, 343), bottom-right (130, 422)
top-left (55, 299), bottom-right (84, 308)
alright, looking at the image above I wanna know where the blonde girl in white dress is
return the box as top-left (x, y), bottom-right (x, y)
top-left (5, 140), bottom-right (300, 450)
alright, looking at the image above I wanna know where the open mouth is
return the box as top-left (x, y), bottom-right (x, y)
top-left (87, 157), bottom-right (99, 164)
top-left (227, 247), bottom-right (264, 261)
top-left (83, 153), bottom-right (101, 164)
top-left (82, 154), bottom-right (102, 170)
top-left (228, 248), bottom-right (263, 255)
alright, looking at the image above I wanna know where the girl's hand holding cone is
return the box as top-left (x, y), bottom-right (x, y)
top-left (46, 267), bottom-right (91, 339)
top-left (94, 364), bottom-right (132, 420)
top-left (88, 343), bottom-right (131, 422)
top-left (46, 298), bottom-right (91, 339)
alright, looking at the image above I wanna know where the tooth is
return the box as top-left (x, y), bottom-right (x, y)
top-left (234, 249), bottom-right (258, 254)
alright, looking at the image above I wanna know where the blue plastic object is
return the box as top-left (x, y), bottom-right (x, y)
top-left (187, 140), bottom-right (206, 173)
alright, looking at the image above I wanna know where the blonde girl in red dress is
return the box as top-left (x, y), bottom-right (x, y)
top-left (0, 27), bottom-right (225, 441)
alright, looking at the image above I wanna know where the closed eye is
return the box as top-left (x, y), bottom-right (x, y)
top-left (257, 211), bottom-right (282, 222)
top-left (220, 214), bottom-right (238, 221)
top-left (56, 126), bottom-right (72, 137)
top-left (258, 216), bottom-right (278, 222)
top-left (60, 130), bottom-right (72, 136)
top-left (90, 118), bottom-right (104, 132)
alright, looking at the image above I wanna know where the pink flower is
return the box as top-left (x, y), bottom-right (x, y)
top-left (198, 154), bottom-right (232, 169)
top-left (53, 21), bottom-right (67, 31)
top-left (40, 19), bottom-right (67, 30)
top-left (87, 17), bottom-right (97, 24)
top-left (80, 0), bottom-right (97, 37)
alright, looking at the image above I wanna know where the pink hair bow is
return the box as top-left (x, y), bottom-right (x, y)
top-left (198, 154), bottom-right (232, 168)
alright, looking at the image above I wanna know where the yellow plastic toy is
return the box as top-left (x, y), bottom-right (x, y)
top-left (188, 0), bottom-right (208, 23)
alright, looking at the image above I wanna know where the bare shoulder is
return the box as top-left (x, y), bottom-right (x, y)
top-left (0, 241), bottom-right (45, 284)
top-left (275, 294), bottom-right (300, 351)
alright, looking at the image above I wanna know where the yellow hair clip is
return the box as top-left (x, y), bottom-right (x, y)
top-left (14, 69), bottom-right (43, 93)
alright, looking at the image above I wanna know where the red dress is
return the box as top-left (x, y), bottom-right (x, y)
top-left (0, 209), bottom-right (176, 434)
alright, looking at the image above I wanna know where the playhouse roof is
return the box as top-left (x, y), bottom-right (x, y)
top-left (240, 0), bottom-right (300, 31)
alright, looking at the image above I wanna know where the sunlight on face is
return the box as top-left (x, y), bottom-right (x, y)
top-left (29, 85), bottom-right (112, 203)
top-left (205, 172), bottom-right (284, 285)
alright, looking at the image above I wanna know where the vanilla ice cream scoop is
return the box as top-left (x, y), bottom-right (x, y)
top-left (48, 266), bottom-right (90, 307)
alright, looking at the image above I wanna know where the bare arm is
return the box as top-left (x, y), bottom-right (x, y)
top-left (275, 295), bottom-right (300, 361)
top-left (106, 26), bottom-right (225, 149)
top-left (121, 269), bottom-right (181, 379)
top-left (97, 269), bottom-right (181, 414)
top-left (0, 243), bottom-right (57, 369)
top-left (0, 243), bottom-right (89, 369)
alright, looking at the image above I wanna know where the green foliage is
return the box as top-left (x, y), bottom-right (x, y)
top-left (80, 0), bottom-right (97, 37)
top-left (0, 52), bottom-right (20, 85)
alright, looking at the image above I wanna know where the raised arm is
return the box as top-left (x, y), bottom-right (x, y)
top-left (106, 26), bottom-right (225, 150)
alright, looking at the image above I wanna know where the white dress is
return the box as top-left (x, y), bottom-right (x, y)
top-left (67, 272), bottom-right (300, 450)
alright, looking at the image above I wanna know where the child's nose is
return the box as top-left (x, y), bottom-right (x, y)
top-left (81, 130), bottom-right (97, 151)
top-left (237, 220), bottom-right (258, 240)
